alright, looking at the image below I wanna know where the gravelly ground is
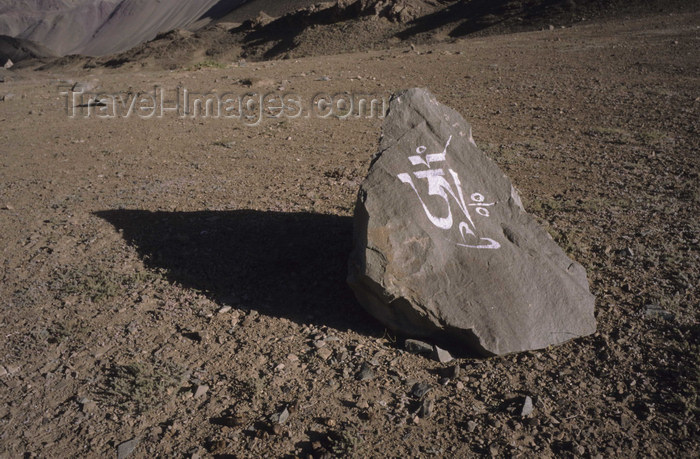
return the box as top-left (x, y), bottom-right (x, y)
top-left (0, 10), bottom-right (698, 458)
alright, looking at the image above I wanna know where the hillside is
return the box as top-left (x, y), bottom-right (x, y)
top-left (0, 34), bottom-right (55, 65)
top-left (0, 0), bottom-right (247, 56)
top-left (31, 0), bottom-right (699, 71)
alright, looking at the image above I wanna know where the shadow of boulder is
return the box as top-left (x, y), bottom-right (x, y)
top-left (95, 209), bottom-right (381, 336)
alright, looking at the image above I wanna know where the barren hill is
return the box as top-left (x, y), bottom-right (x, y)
top-left (0, 34), bottom-right (55, 65)
top-left (0, 0), bottom-right (247, 56)
top-left (2, 0), bottom-right (696, 68)
top-left (33, 0), bottom-right (696, 72)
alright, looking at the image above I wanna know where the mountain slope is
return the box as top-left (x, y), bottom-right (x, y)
top-left (53, 0), bottom-right (695, 71)
top-left (0, 0), bottom-right (121, 55)
top-left (0, 34), bottom-right (56, 65)
top-left (0, 0), bottom-right (248, 56)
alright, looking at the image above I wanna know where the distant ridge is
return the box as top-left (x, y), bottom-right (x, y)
top-left (0, 0), bottom-right (249, 56)
top-left (0, 34), bottom-right (55, 64)
top-left (7, 0), bottom-right (697, 70)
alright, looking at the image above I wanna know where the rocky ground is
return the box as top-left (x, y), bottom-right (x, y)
top-left (0, 8), bottom-right (698, 459)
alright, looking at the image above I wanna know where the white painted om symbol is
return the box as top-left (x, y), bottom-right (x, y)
top-left (397, 135), bottom-right (500, 250)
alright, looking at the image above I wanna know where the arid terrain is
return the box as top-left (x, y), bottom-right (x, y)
top-left (0, 3), bottom-right (698, 458)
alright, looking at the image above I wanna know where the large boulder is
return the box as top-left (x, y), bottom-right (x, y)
top-left (347, 88), bottom-right (596, 356)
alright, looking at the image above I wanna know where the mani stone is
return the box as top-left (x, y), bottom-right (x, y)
top-left (347, 88), bottom-right (596, 356)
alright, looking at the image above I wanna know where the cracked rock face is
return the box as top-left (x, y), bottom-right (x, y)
top-left (347, 88), bottom-right (596, 356)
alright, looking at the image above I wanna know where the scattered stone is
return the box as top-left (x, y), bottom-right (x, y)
top-left (317, 347), bottom-right (333, 360)
top-left (455, 381), bottom-right (465, 390)
top-left (418, 398), bottom-right (434, 418)
top-left (1, 93), bottom-right (14, 101)
top-left (287, 353), bottom-right (299, 362)
top-left (467, 420), bottom-right (477, 432)
top-left (619, 413), bottom-right (631, 428)
top-left (447, 364), bottom-right (461, 379)
top-left (439, 377), bottom-right (450, 386)
top-left (410, 381), bottom-right (431, 398)
top-left (432, 345), bottom-right (454, 363)
top-left (404, 339), bottom-right (432, 354)
top-left (644, 304), bottom-right (675, 320)
top-left (347, 88), bottom-right (596, 356)
top-left (520, 396), bottom-right (534, 417)
top-left (357, 362), bottom-right (374, 381)
top-left (194, 384), bottom-right (209, 399)
top-left (3, 58), bottom-right (13, 69)
top-left (5, 364), bottom-right (20, 375)
top-left (77, 397), bottom-right (97, 413)
top-left (117, 437), bottom-right (139, 459)
top-left (0, 365), bottom-right (7, 376)
top-left (270, 407), bottom-right (290, 425)
top-left (356, 400), bottom-right (369, 409)
top-left (548, 24), bottom-right (555, 30)
top-left (218, 306), bottom-right (232, 314)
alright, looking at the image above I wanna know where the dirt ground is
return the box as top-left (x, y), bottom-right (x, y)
top-left (0, 9), bottom-right (698, 459)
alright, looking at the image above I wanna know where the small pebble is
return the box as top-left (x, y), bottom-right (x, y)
top-left (432, 346), bottom-right (453, 363)
top-left (6, 364), bottom-right (20, 375)
top-left (448, 364), bottom-right (460, 378)
top-left (194, 385), bottom-right (209, 399)
top-left (271, 407), bottom-right (290, 425)
top-left (317, 347), bottom-right (333, 360)
top-left (357, 363), bottom-right (374, 381)
top-left (117, 437), bottom-right (139, 459)
top-left (404, 339), bottom-right (432, 354)
top-left (410, 382), bottom-right (431, 398)
top-left (418, 398), bottom-right (434, 418)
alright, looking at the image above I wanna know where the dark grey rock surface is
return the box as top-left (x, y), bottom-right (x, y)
top-left (348, 88), bottom-right (596, 356)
